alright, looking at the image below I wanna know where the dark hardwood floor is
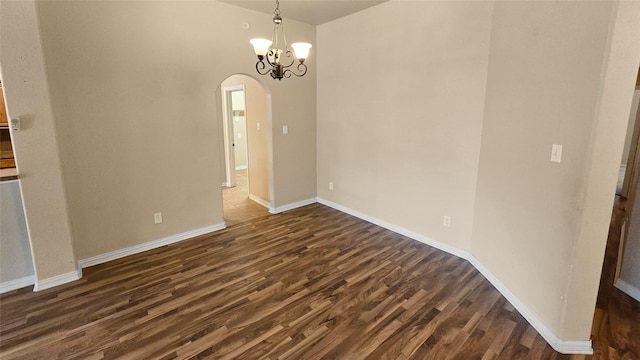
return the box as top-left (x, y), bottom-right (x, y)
top-left (591, 197), bottom-right (640, 360)
top-left (0, 203), bottom-right (623, 359)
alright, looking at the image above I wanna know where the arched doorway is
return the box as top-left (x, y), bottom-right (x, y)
top-left (218, 74), bottom-right (273, 225)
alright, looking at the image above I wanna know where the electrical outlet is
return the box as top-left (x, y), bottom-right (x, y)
top-left (257, 122), bottom-right (261, 131)
top-left (282, 125), bottom-right (288, 134)
top-left (329, 182), bottom-right (334, 190)
top-left (154, 212), bottom-right (163, 224)
top-left (443, 216), bottom-right (451, 228)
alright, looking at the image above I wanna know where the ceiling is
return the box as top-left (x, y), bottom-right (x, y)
top-left (218, 0), bottom-right (388, 25)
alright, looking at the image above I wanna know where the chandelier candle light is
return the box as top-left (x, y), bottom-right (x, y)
top-left (250, 0), bottom-right (312, 80)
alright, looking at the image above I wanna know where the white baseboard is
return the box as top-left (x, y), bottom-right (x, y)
top-left (78, 222), bottom-right (226, 269)
top-left (468, 255), bottom-right (593, 355)
top-left (34, 270), bottom-right (81, 292)
top-left (15, 222), bottom-right (226, 293)
top-left (235, 165), bottom-right (247, 170)
top-left (317, 198), bottom-right (469, 260)
top-left (0, 274), bottom-right (36, 294)
top-left (614, 278), bottom-right (640, 302)
top-left (269, 197), bottom-right (318, 214)
top-left (316, 197), bottom-right (593, 355)
top-left (249, 194), bottom-right (271, 209)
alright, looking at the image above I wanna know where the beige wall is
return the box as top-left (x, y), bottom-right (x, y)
top-left (2, 1), bottom-right (315, 263)
top-left (4, 0), bottom-right (639, 349)
top-left (270, 72), bottom-right (317, 208)
top-left (317, 0), bottom-right (640, 347)
top-left (473, 0), bottom-right (612, 337)
top-left (0, 181), bottom-right (35, 283)
top-left (0, 1), bottom-right (77, 283)
top-left (317, 0), bottom-right (494, 251)
top-left (473, 0), bottom-right (639, 341)
top-left (221, 74), bottom-right (271, 203)
top-left (562, 2), bottom-right (640, 338)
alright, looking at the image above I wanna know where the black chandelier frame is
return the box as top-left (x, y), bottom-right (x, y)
top-left (252, 0), bottom-right (308, 81)
top-left (255, 49), bottom-right (308, 80)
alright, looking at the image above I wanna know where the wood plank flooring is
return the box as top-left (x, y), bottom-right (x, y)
top-left (0, 203), bottom-right (594, 359)
top-left (591, 197), bottom-right (640, 360)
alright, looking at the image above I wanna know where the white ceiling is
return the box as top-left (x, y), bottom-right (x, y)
top-left (218, 0), bottom-right (388, 25)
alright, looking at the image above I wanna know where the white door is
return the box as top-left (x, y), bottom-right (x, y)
top-left (222, 85), bottom-right (247, 187)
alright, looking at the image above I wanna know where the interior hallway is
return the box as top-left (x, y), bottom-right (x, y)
top-left (223, 169), bottom-right (269, 226)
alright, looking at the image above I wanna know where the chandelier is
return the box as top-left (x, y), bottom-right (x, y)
top-left (249, 0), bottom-right (312, 80)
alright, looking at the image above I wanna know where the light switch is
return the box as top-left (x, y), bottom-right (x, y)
top-left (282, 125), bottom-right (288, 134)
top-left (551, 144), bottom-right (563, 163)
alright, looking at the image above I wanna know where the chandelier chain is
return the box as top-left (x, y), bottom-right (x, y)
top-left (274, 0), bottom-right (280, 16)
